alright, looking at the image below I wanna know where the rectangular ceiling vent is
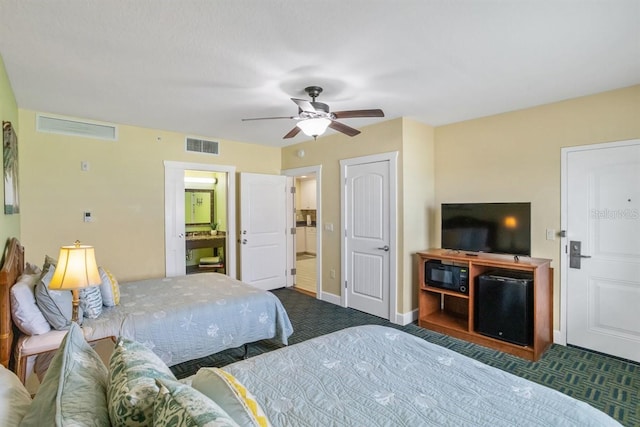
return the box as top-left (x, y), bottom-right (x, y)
top-left (36, 114), bottom-right (117, 141)
top-left (186, 137), bottom-right (219, 155)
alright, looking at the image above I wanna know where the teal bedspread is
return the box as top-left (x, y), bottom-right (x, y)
top-left (84, 273), bottom-right (293, 366)
top-left (223, 325), bottom-right (620, 427)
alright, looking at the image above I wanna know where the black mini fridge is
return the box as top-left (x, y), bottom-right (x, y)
top-left (475, 270), bottom-right (533, 346)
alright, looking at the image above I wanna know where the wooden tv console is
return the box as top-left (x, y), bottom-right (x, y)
top-left (417, 249), bottom-right (552, 361)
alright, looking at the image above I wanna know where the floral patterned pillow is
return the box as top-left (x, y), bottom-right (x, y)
top-left (107, 337), bottom-right (177, 427)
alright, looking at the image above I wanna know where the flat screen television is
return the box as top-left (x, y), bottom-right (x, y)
top-left (441, 202), bottom-right (531, 256)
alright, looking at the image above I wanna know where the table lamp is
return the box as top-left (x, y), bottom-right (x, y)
top-left (48, 240), bottom-right (101, 323)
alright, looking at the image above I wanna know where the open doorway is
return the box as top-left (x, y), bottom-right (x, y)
top-left (184, 171), bottom-right (228, 275)
top-left (295, 174), bottom-right (317, 296)
top-left (164, 161), bottom-right (236, 278)
top-left (283, 165), bottom-right (322, 299)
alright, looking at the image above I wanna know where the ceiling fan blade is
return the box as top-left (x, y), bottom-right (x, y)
top-left (332, 109), bottom-right (385, 119)
top-left (329, 120), bottom-right (361, 137)
top-left (283, 126), bottom-right (301, 139)
top-left (241, 116), bottom-right (296, 121)
top-left (291, 98), bottom-right (316, 112)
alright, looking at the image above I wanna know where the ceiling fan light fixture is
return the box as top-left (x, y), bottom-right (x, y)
top-left (296, 118), bottom-right (330, 137)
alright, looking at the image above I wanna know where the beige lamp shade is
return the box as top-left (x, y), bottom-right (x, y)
top-left (49, 241), bottom-right (101, 290)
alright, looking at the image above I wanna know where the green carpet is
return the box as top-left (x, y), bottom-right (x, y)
top-left (171, 288), bottom-right (638, 426)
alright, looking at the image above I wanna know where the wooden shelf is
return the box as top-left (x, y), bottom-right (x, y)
top-left (420, 310), bottom-right (468, 332)
top-left (421, 285), bottom-right (470, 300)
top-left (416, 249), bottom-right (552, 361)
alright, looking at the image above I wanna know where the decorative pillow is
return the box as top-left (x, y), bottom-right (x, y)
top-left (192, 368), bottom-right (271, 427)
top-left (154, 378), bottom-right (240, 427)
top-left (107, 337), bottom-right (177, 427)
top-left (34, 265), bottom-right (83, 329)
top-left (42, 254), bottom-right (57, 273)
top-left (20, 323), bottom-right (110, 427)
top-left (24, 261), bottom-right (42, 276)
top-left (0, 364), bottom-right (32, 427)
top-left (80, 285), bottom-right (103, 318)
top-left (10, 272), bottom-right (51, 335)
top-left (99, 266), bottom-right (120, 307)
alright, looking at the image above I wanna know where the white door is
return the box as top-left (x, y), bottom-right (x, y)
top-left (342, 154), bottom-right (396, 319)
top-left (285, 176), bottom-right (295, 288)
top-left (164, 164), bottom-right (186, 277)
top-left (239, 173), bottom-right (287, 291)
top-left (564, 140), bottom-right (640, 362)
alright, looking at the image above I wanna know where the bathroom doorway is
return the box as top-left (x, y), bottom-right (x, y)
top-left (184, 170), bottom-right (228, 275)
top-left (164, 161), bottom-right (236, 278)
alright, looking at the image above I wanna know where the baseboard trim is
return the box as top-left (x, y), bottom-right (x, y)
top-left (320, 291), bottom-right (342, 306)
top-left (554, 329), bottom-right (565, 345)
top-left (395, 309), bottom-right (418, 326)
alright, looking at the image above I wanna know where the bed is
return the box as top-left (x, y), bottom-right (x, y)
top-left (0, 237), bottom-right (293, 383)
top-left (3, 324), bottom-right (621, 426)
top-left (221, 325), bottom-right (621, 426)
top-left (1, 238), bottom-right (621, 426)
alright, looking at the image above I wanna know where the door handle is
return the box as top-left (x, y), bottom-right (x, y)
top-left (242, 239), bottom-right (247, 245)
top-left (377, 245), bottom-right (389, 252)
top-left (569, 240), bottom-right (590, 269)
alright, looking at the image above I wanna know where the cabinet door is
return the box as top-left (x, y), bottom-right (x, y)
top-left (296, 227), bottom-right (306, 253)
top-left (306, 227), bottom-right (317, 254)
top-left (300, 179), bottom-right (316, 209)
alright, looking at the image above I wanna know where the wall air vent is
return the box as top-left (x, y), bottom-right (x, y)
top-left (36, 114), bottom-right (117, 141)
top-left (186, 137), bottom-right (219, 155)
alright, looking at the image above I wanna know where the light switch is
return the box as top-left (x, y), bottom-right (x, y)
top-left (81, 161), bottom-right (90, 171)
top-left (324, 223), bottom-right (334, 232)
top-left (546, 229), bottom-right (555, 241)
top-left (84, 211), bottom-right (93, 222)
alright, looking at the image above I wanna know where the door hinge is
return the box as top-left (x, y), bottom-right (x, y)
top-left (291, 227), bottom-right (297, 234)
top-left (290, 186), bottom-right (296, 194)
top-left (344, 280), bottom-right (347, 289)
top-left (291, 268), bottom-right (296, 275)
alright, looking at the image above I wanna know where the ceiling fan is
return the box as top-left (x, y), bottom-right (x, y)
top-left (242, 86), bottom-right (384, 139)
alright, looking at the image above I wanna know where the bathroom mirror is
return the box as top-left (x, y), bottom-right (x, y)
top-left (185, 189), bottom-right (214, 225)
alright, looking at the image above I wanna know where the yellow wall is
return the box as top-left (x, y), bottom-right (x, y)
top-left (434, 85), bottom-right (640, 329)
top-left (282, 118), bottom-right (435, 315)
top-left (18, 109), bottom-right (281, 281)
top-left (0, 55), bottom-right (20, 253)
top-left (400, 119), bottom-right (435, 314)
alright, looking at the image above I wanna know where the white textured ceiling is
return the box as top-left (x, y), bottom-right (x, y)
top-left (0, 1), bottom-right (638, 147)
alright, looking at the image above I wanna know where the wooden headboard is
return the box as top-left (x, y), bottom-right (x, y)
top-left (0, 237), bottom-right (24, 369)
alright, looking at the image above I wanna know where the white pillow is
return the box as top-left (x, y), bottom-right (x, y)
top-left (10, 273), bottom-right (52, 335)
top-left (0, 364), bottom-right (32, 426)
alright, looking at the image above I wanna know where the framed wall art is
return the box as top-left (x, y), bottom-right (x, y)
top-left (3, 121), bottom-right (19, 214)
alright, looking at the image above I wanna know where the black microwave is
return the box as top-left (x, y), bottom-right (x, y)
top-left (425, 260), bottom-right (469, 294)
